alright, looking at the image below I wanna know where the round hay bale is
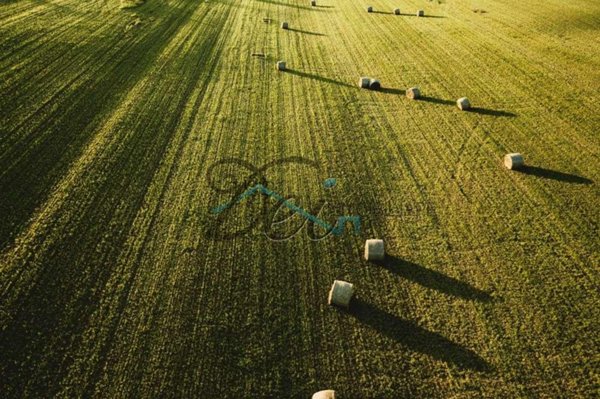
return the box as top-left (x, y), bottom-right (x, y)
top-left (311, 0), bottom-right (316, 6)
top-left (417, 9), bottom-right (425, 17)
top-left (359, 76), bottom-right (370, 88)
top-left (369, 78), bottom-right (381, 90)
top-left (312, 390), bottom-right (336, 399)
top-left (364, 239), bottom-right (385, 260)
top-left (457, 97), bottom-right (471, 110)
top-left (406, 86), bottom-right (421, 99)
top-left (281, 21), bottom-right (289, 29)
top-left (328, 280), bottom-right (354, 307)
top-left (276, 61), bottom-right (286, 71)
top-left (393, 8), bottom-right (400, 15)
top-left (367, 6), bottom-right (373, 12)
top-left (504, 153), bottom-right (524, 170)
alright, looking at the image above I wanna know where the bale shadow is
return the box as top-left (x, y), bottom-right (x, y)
top-left (342, 298), bottom-right (492, 371)
top-left (407, 14), bottom-right (446, 19)
top-left (373, 255), bottom-right (493, 302)
top-left (372, 10), bottom-right (393, 15)
top-left (257, 0), bottom-right (324, 11)
top-left (467, 107), bottom-right (517, 117)
top-left (418, 97), bottom-right (517, 117)
top-left (378, 87), bottom-right (404, 95)
top-left (253, 54), bottom-right (275, 63)
top-left (285, 69), bottom-right (353, 88)
top-left (317, 5), bottom-right (334, 8)
top-left (419, 96), bottom-right (456, 106)
top-left (287, 28), bottom-right (326, 36)
top-left (517, 166), bottom-right (593, 185)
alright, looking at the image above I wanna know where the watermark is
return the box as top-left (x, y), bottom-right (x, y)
top-left (204, 157), bottom-right (361, 241)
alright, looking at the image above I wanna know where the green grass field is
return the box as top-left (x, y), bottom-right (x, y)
top-left (1, 0), bottom-right (599, 397)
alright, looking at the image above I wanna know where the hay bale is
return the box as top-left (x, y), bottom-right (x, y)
top-left (417, 9), bottom-right (425, 16)
top-left (393, 8), bottom-right (400, 15)
top-left (456, 97), bottom-right (471, 110)
top-left (328, 280), bottom-right (354, 307)
top-left (311, 0), bottom-right (316, 6)
top-left (369, 78), bottom-right (381, 90)
top-left (367, 6), bottom-right (373, 12)
top-left (406, 86), bottom-right (421, 99)
top-left (359, 76), bottom-right (370, 88)
top-left (281, 21), bottom-right (289, 29)
top-left (312, 390), bottom-right (336, 399)
top-left (364, 239), bottom-right (385, 260)
top-left (276, 61), bottom-right (286, 71)
top-left (504, 153), bottom-right (524, 170)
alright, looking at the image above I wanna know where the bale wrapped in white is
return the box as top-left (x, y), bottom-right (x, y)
top-left (281, 21), bottom-right (289, 29)
top-left (406, 87), bottom-right (421, 99)
top-left (312, 390), bottom-right (336, 399)
top-left (364, 239), bottom-right (385, 260)
top-left (369, 79), bottom-right (381, 90)
top-left (393, 8), bottom-right (400, 15)
top-left (359, 76), bottom-right (370, 88)
top-left (328, 280), bottom-right (354, 308)
top-left (504, 153), bottom-right (524, 170)
top-left (276, 61), bottom-right (286, 71)
top-left (367, 6), bottom-right (373, 12)
top-left (311, 0), bottom-right (316, 6)
top-left (417, 9), bottom-right (424, 17)
top-left (457, 97), bottom-right (471, 110)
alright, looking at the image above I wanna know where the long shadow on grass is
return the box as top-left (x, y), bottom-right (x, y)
top-left (343, 298), bottom-right (491, 371)
top-left (516, 166), bottom-right (593, 185)
top-left (374, 255), bottom-right (493, 302)
top-left (418, 97), bottom-right (517, 117)
top-left (467, 107), bottom-right (517, 117)
top-left (419, 96), bottom-right (456, 106)
top-left (257, 0), bottom-right (325, 11)
top-left (404, 14), bottom-right (446, 19)
top-left (287, 28), bottom-right (326, 36)
top-left (378, 87), bottom-right (404, 95)
top-left (285, 69), bottom-right (353, 88)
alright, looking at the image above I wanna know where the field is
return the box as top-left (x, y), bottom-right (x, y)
top-left (1, 0), bottom-right (599, 397)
